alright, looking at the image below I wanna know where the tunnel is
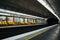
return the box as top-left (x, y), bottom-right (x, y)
top-left (47, 18), bottom-right (59, 25)
top-left (0, 0), bottom-right (59, 40)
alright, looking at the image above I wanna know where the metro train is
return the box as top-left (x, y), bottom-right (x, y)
top-left (0, 9), bottom-right (47, 26)
top-left (0, 16), bottom-right (37, 26)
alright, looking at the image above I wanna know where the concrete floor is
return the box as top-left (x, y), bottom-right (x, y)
top-left (30, 24), bottom-right (59, 40)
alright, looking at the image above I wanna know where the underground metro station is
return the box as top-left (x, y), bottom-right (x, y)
top-left (0, 0), bottom-right (60, 40)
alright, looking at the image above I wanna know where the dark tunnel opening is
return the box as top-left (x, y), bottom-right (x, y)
top-left (47, 18), bottom-right (59, 25)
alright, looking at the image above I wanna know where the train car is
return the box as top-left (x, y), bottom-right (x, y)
top-left (0, 16), bottom-right (38, 26)
top-left (0, 9), bottom-right (47, 27)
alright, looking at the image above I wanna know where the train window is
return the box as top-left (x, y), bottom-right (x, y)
top-left (28, 19), bottom-right (33, 22)
top-left (33, 19), bottom-right (36, 22)
top-left (0, 16), bottom-right (6, 22)
top-left (19, 18), bottom-right (24, 22)
top-left (14, 17), bottom-right (20, 22)
top-left (36, 19), bottom-right (41, 24)
top-left (24, 18), bottom-right (28, 22)
top-left (7, 17), bottom-right (14, 22)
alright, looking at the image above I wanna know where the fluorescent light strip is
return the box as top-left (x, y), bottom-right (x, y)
top-left (0, 8), bottom-right (44, 19)
top-left (0, 13), bottom-right (11, 16)
top-left (37, 0), bottom-right (60, 20)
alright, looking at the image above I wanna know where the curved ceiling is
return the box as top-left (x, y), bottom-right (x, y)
top-left (0, 0), bottom-right (56, 18)
top-left (47, 0), bottom-right (60, 18)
